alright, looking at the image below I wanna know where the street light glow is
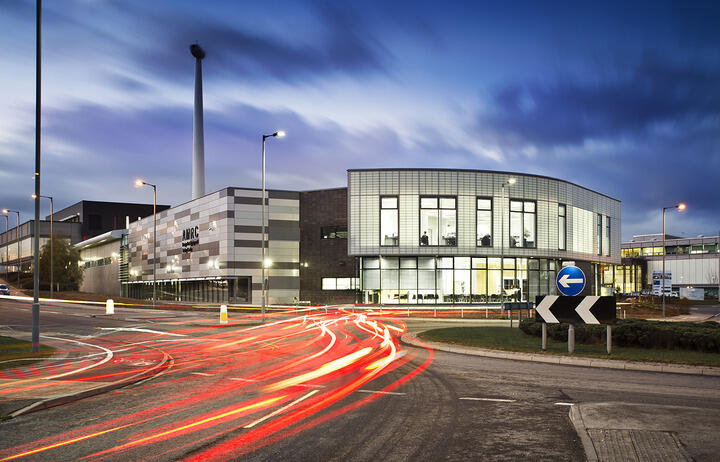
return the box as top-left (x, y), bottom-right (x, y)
top-left (2, 209), bottom-right (8, 214)
top-left (508, 177), bottom-right (517, 185)
top-left (275, 130), bottom-right (286, 138)
top-left (135, 179), bottom-right (145, 187)
top-left (677, 203), bottom-right (686, 211)
top-left (264, 258), bottom-right (273, 268)
top-left (31, 194), bottom-right (37, 199)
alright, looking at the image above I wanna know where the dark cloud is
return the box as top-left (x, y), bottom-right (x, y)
top-left (472, 56), bottom-right (720, 238)
top-left (129, 2), bottom-right (388, 84)
top-left (477, 57), bottom-right (720, 147)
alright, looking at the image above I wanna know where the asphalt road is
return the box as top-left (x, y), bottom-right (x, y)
top-left (1, 299), bottom-right (719, 461)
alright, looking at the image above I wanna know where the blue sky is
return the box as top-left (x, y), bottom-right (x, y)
top-left (1, 0), bottom-right (719, 240)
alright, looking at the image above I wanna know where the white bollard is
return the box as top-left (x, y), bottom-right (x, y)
top-left (220, 304), bottom-right (228, 324)
top-left (105, 299), bottom-right (114, 315)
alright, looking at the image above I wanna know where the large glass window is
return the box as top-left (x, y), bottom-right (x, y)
top-left (420, 196), bottom-right (456, 246)
top-left (597, 213), bottom-right (603, 255)
top-left (477, 197), bottom-right (493, 247)
top-left (604, 216), bottom-right (611, 256)
top-left (510, 200), bottom-right (536, 248)
top-left (380, 196), bottom-right (398, 246)
top-left (558, 204), bottom-right (566, 250)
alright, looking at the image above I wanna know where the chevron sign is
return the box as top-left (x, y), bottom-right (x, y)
top-left (534, 295), bottom-right (616, 324)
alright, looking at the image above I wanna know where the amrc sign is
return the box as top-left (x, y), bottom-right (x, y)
top-left (182, 226), bottom-right (200, 253)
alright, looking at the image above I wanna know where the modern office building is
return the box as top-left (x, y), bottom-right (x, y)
top-left (615, 233), bottom-right (719, 297)
top-left (0, 220), bottom-right (81, 276)
top-left (348, 169), bottom-right (622, 305)
top-left (76, 229), bottom-right (126, 296)
top-left (73, 168), bottom-right (624, 305)
top-left (123, 187), bottom-right (300, 304)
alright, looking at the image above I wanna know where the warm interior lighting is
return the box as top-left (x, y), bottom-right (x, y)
top-left (263, 258), bottom-right (273, 267)
top-left (275, 130), bottom-right (286, 138)
top-left (677, 203), bottom-right (686, 211)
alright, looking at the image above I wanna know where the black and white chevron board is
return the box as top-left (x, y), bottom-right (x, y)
top-left (534, 295), bottom-right (616, 324)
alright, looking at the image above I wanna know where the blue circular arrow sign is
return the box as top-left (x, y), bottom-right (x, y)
top-left (556, 265), bottom-right (586, 296)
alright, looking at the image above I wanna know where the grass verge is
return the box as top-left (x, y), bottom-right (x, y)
top-left (0, 336), bottom-right (55, 371)
top-left (418, 326), bottom-right (720, 367)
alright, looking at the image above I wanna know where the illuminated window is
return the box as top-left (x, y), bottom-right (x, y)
top-left (380, 196), bottom-right (398, 246)
top-left (558, 204), bottom-right (566, 250)
top-left (477, 197), bottom-right (492, 247)
top-left (510, 200), bottom-right (536, 248)
top-left (420, 196), bottom-right (456, 246)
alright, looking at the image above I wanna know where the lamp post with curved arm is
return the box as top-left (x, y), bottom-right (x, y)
top-left (260, 130), bottom-right (285, 320)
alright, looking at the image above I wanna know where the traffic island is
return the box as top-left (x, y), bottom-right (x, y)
top-left (410, 325), bottom-right (720, 373)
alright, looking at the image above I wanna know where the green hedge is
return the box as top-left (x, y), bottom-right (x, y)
top-left (519, 318), bottom-right (720, 353)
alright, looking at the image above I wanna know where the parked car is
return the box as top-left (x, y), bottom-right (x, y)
top-left (0, 284), bottom-right (9, 295)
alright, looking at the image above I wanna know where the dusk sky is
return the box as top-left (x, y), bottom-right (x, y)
top-left (1, 0), bottom-right (719, 240)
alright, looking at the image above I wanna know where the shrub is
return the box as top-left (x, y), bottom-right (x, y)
top-left (520, 318), bottom-right (720, 353)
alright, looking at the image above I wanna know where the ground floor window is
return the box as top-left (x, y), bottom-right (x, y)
top-left (123, 277), bottom-right (249, 303)
top-left (360, 256), bottom-right (560, 304)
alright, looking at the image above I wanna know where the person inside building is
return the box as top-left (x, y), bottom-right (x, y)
top-left (420, 231), bottom-right (429, 245)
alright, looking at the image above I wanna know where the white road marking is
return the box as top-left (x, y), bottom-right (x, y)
top-left (99, 327), bottom-right (186, 337)
top-left (555, 402), bottom-right (575, 406)
top-left (459, 397), bottom-right (516, 403)
top-left (190, 372), bottom-right (212, 376)
top-left (41, 336), bottom-right (113, 380)
top-left (357, 389), bottom-right (406, 396)
top-left (230, 377), bottom-right (257, 382)
top-left (243, 390), bottom-right (319, 428)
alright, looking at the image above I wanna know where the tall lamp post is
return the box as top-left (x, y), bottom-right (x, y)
top-left (662, 202), bottom-right (685, 317)
top-left (2, 210), bottom-right (21, 291)
top-left (32, 194), bottom-right (53, 298)
top-left (260, 130), bottom-right (285, 320)
top-left (499, 177), bottom-right (516, 316)
top-left (3, 214), bottom-right (8, 284)
top-left (135, 179), bottom-right (157, 308)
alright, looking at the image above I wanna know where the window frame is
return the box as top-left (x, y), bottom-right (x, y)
top-left (419, 195), bottom-right (457, 247)
top-left (476, 196), bottom-right (493, 247)
top-left (558, 203), bottom-right (567, 251)
top-left (509, 199), bottom-right (537, 249)
top-left (379, 195), bottom-right (399, 247)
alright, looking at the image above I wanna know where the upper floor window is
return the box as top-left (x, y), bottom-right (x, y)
top-left (420, 196), bottom-right (456, 246)
top-left (604, 216), bottom-right (611, 256)
top-left (380, 196), bottom-right (398, 246)
top-left (476, 197), bottom-right (493, 247)
top-left (510, 200), bottom-right (536, 248)
top-left (321, 226), bottom-right (347, 239)
top-left (597, 213), bottom-right (603, 255)
top-left (558, 204), bottom-right (566, 250)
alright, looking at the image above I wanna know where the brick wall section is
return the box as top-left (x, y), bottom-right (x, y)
top-left (300, 188), bottom-right (356, 304)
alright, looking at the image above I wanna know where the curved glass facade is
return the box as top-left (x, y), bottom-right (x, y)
top-left (348, 169), bottom-right (621, 304)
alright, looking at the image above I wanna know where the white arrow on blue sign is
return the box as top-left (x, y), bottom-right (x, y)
top-left (556, 265), bottom-right (586, 296)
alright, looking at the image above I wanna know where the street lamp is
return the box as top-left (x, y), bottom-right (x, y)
top-left (500, 177), bottom-right (516, 318)
top-left (3, 214), bottom-right (8, 285)
top-left (662, 202), bottom-right (685, 317)
top-left (135, 179), bottom-right (157, 308)
top-left (32, 194), bottom-right (53, 298)
top-left (260, 130), bottom-right (285, 320)
top-left (2, 209), bottom-right (21, 291)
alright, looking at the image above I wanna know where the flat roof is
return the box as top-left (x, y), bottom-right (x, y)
top-left (347, 168), bottom-right (621, 202)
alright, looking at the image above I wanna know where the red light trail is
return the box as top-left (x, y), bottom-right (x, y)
top-left (0, 308), bottom-right (432, 461)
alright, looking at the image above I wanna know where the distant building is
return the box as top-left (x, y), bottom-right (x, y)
top-left (1, 200), bottom-right (166, 285)
top-left (615, 234), bottom-right (719, 297)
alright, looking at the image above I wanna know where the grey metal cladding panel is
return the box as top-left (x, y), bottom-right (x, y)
top-left (268, 276), bottom-right (300, 289)
top-left (167, 248), bottom-right (183, 256)
top-left (191, 212), bottom-right (200, 221)
top-left (235, 196), bottom-right (263, 205)
top-left (235, 239), bottom-right (262, 248)
top-left (209, 210), bottom-right (234, 221)
top-left (269, 219), bottom-right (298, 228)
top-left (235, 225), bottom-right (262, 233)
top-left (227, 261), bottom-right (262, 269)
top-left (174, 209), bottom-right (192, 220)
top-left (269, 227), bottom-right (300, 241)
top-left (269, 190), bottom-right (300, 200)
